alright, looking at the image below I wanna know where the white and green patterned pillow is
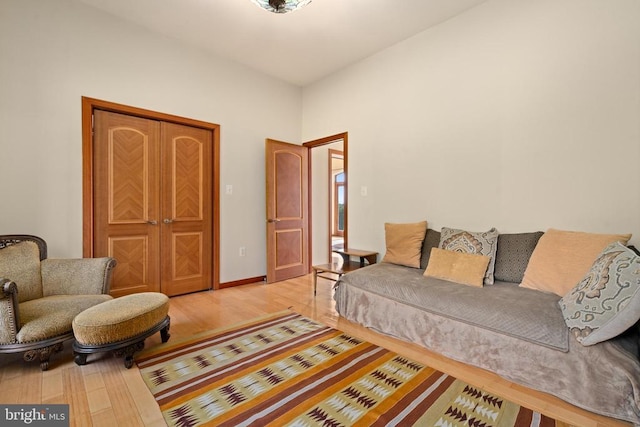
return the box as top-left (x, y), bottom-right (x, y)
top-left (439, 227), bottom-right (499, 285)
top-left (559, 242), bottom-right (640, 346)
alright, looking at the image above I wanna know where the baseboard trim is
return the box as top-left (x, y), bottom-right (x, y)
top-left (219, 276), bottom-right (266, 289)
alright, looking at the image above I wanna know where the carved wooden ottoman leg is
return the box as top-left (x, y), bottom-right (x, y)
top-left (114, 341), bottom-right (145, 369)
top-left (161, 316), bottom-right (171, 343)
top-left (74, 353), bottom-right (88, 366)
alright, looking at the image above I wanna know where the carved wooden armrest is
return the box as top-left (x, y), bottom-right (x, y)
top-left (1, 278), bottom-right (18, 297)
top-left (0, 278), bottom-right (20, 344)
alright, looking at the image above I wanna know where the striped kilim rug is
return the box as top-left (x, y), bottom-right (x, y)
top-left (136, 311), bottom-right (563, 427)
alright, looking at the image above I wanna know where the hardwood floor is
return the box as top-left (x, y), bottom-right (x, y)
top-left (0, 273), bottom-right (630, 426)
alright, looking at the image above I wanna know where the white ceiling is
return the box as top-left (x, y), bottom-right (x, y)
top-left (77, 0), bottom-right (488, 86)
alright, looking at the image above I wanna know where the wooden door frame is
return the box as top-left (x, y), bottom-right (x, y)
top-left (81, 96), bottom-right (221, 290)
top-left (303, 132), bottom-right (348, 267)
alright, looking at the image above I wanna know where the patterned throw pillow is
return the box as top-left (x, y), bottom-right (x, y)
top-left (439, 227), bottom-right (499, 285)
top-left (559, 242), bottom-right (640, 346)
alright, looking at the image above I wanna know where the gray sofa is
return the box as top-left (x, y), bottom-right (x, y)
top-left (334, 229), bottom-right (640, 425)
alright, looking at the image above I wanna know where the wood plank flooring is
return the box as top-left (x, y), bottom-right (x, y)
top-left (0, 273), bottom-right (631, 426)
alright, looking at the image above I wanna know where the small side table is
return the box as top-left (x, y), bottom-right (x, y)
top-left (312, 248), bottom-right (378, 295)
top-left (333, 248), bottom-right (378, 268)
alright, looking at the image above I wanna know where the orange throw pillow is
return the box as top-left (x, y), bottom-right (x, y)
top-left (424, 248), bottom-right (490, 287)
top-left (382, 221), bottom-right (428, 268)
top-left (520, 228), bottom-right (631, 296)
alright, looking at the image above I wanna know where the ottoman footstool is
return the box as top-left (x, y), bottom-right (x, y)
top-left (72, 292), bottom-right (170, 368)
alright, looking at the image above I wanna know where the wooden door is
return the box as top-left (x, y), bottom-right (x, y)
top-left (93, 111), bottom-right (213, 297)
top-left (266, 139), bottom-right (309, 283)
top-left (94, 111), bottom-right (161, 296)
top-left (160, 122), bottom-right (212, 296)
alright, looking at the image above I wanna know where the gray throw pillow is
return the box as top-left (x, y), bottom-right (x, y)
top-left (420, 229), bottom-right (441, 270)
top-left (494, 232), bottom-right (544, 284)
top-left (559, 242), bottom-right (640, 346)
top-left (439, 227), bottom-right (499, 285)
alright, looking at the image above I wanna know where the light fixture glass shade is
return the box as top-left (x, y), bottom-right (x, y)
top-left (250, 0), bottom-right (312, 14)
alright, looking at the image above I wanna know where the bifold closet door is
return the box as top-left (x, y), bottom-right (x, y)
top-left (93, 110), bottom-right (212, 297)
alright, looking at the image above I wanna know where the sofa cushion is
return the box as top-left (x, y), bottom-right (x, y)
top-left (16, 294), bottom-right (113, 343)
top-left (339, 263), bottom-right (569, 351)
top-left (560, 242), bottom-right (640, 346)
top-left (382, 221), bottom-right (428, 268)
top-left (0, 241), bottom-right (43, 303)
top-left (420, 229), bottom-right (441, 269)
top-left (439, 227), bottom-right (499, 285)
top-left (520, 229), bottom-right (632, 296)
top-left (424, 248), bottom-right (490, 287)
top-left (494, 232), bottom-right (544, 283)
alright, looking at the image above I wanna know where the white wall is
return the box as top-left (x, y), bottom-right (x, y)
top-left (2, 0), bottom-right (639, 284)
top-left (302, 0), bottom-right (640, 257)
top-left (0, 0), bottom-right (302, 282)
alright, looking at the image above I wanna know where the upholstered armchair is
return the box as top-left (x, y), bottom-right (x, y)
top-left (0, 235), bottom-right (116, 370)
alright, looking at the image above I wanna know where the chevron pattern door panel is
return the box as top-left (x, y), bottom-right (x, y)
top-left (172, 136), bottom-right (203, 220)
top-left (109, 128), bottom-right (148, 223)
top-left (109, 236), bottom-right (150, 290)
top-left (172, 232), bottom-right (204, 279)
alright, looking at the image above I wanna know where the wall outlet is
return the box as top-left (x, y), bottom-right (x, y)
top-left (239, 246), bottom-right (246, 256)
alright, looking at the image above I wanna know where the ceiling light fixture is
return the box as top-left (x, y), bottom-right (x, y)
top-left (250, 0), bottom-right (312, 14)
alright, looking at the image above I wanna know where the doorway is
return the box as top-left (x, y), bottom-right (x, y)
top-left (329, 149), bottom-right (345, 252)
top-left (303, 133), bottom-right (348, 265)
top-left (82, 97), bottom-right (220, 296)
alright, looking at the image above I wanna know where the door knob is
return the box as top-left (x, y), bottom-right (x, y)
top-left (147, 220), bottom-right (158, 225)
top-left (163, 218), bottom-right (174, 224)
top-left (267, 219), bottom-right (281, 223)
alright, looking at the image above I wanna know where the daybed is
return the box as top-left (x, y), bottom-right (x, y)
top-left (334, 226), bottom-right (640, 425)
